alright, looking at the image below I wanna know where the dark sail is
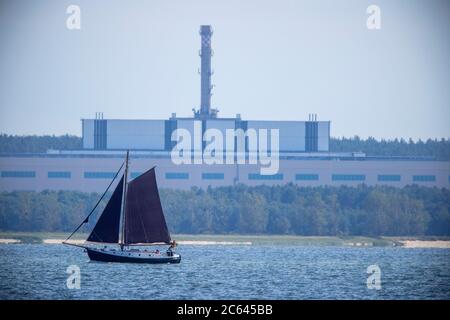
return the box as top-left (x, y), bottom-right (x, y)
top-left (87, 176), bottom-right (124, 243)
top-left (124, 168), bottom-right (171, 244)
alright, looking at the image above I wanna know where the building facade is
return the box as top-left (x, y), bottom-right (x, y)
top-left (0, 151), bottom-right (448, 192)
top-left (82, 116), bottom-right (331, 153)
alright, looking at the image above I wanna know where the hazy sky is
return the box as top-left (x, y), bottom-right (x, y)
top-left (0, 0), bottom-right (449, 140)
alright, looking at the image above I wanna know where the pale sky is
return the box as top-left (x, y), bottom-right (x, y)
top-left (0, 0), bottom-right (449, 140)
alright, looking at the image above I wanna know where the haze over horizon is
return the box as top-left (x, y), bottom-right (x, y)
top-left (0, 0), bottom-right (449, 140)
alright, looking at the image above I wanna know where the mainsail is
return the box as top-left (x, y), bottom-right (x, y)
top-left (124, 168), bottom-right (171, 244)
top-left (87, 176), bottom-right (124, 243)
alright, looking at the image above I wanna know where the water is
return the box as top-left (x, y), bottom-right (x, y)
top-left (0, 244), bottom-right (449, 299)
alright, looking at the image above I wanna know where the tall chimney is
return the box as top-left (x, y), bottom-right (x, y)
top-left (199, 25), bottom-right (213, 117)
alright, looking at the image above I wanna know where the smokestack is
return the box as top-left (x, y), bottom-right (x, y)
top-left (199, 25), bottom-right (213, 117)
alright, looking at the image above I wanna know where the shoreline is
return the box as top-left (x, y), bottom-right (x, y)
top-left (399, 240), bottom-right (450, 248)
top-left (1, 233), bottom-right (449, 248)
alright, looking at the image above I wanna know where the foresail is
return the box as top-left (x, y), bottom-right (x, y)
top-left (124, 168), bottom-right (171, 245)
top-left (87, 175), bottom-right (124, 243)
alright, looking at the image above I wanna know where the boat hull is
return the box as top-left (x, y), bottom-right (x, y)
top-left (87, 248), bottom-right (181, 264)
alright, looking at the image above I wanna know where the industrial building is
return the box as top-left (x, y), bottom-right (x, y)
top-left (0, 151), bottom-right (449, 192)
top-left (82, 26), bottom-right (329, 154)
top-left (0, 25), bottom-right (449, 192)
top-left (82, 115), bottom-right (330, 154)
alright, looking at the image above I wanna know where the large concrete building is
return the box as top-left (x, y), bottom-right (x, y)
top-left (81, 26), bottom-right (330, 154)
top-left (0, 25), bottom-right (449, 192)
top-left (0, 151), bottom-right (449, 192)
top-left (81, 116), bottom-right (330, 153)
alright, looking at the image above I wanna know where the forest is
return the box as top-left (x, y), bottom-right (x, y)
top-left (0, 134), bottom-right (82, 153)
top-left (0, 184), bottom-right (449, 236)
top-left (330, 136), bottom-right (450, 160)
top-left (0, 134), bottom-right (449, 160)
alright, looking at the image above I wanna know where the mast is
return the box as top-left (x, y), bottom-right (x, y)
top-left (119, 150), bottom-right (129, 250)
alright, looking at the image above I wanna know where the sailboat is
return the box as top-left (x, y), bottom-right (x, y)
top-left (64, 151), bottom-right (181, 264)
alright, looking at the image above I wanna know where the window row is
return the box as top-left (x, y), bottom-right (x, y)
top-left (0, 171), bottom-right (444, 183)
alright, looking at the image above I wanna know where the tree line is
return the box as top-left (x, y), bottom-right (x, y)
top-left (0, 134), bottom-right (449, 160)
top-left (0, 185), bottom-right (448, 236)
top-left (0, 134), bottom-right (82, 153)
top-left (330, 136), bottom-right (450, 160)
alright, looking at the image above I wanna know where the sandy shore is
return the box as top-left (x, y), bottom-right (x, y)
top-left (43, 239), bottom-right (85, 245)
top-left (0, 236), bottom-right (449, 248)
top-left (399, 240), bottom-right (450, 248)
top-left (178, 240), bottom-right (252, 245)
top-left (0, 239), bottom-right (21, 244)
top-left (42, 239), bottom-right (252, 245)
top-left (40, 239), bottom-right (450, 247)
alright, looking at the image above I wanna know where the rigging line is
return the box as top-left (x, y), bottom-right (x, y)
top-left (64, 161), bottom-right (125, 243)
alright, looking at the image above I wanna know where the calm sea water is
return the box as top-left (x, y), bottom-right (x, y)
top-left (0, 244), bottom-right (449, 300)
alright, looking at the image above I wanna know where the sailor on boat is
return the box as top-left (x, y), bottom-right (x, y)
top-left (166, 240), bottom-right (177, 257)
